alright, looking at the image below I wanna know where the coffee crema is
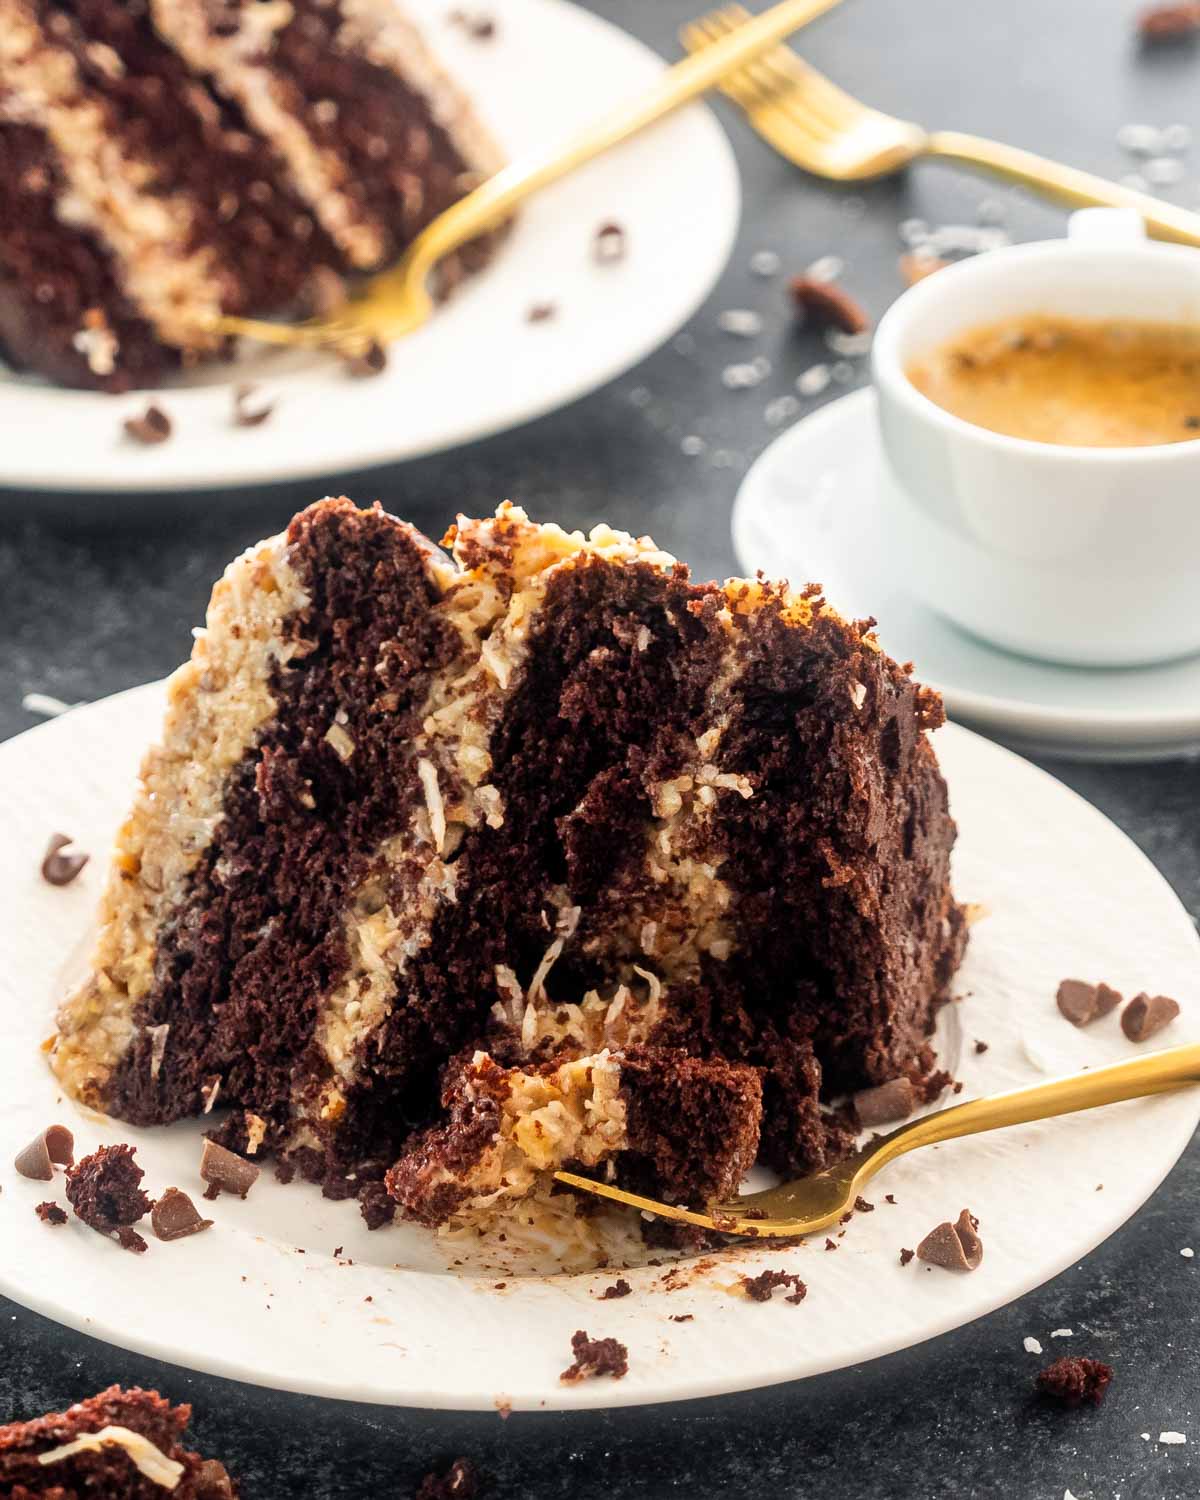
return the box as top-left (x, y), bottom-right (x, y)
top-left (905, 314), bottom-right (1200, 447)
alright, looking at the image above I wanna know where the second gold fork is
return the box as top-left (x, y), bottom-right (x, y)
top-left (683, 4), bottom-right (1200, 250)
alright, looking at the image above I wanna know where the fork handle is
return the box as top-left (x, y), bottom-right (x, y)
top-left (869, 1041), bottom-right (1200, 1176)
top-left (409, 0), bottom-right (846, 272)
top-left (925, 130), bottom-right (1200, 249)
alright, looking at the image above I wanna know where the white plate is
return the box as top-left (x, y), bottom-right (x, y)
top-left (0, 0), bottom-right (738, 494)
top-left (2, 682), bottom-right (1197, 1410)
top-left (732, 389), bottom-right (1200, 762)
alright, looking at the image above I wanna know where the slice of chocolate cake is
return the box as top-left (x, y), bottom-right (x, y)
top-left (51, 499), bottom-right (966, 1232)
top-left (387, 1046), bottom-right (763, 1229)
top-left (0, 1385), bottom-right (236, 1497)
top-left (0, 0), bottom-right (502, 388)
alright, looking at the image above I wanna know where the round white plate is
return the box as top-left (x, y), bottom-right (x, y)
top-left (733, 389), bottom-right (1200, 762)
top-left (2, 682), bottom-right (1197, 1410)
top-left (1, 0), bottom-right (738, 494)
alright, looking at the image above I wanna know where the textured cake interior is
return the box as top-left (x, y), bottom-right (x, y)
top-left (0, 1385), bottom-right (235, 1498)
top-left (52, 498), bottom-right (966, 1234)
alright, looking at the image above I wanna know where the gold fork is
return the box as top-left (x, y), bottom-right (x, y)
top-left (682, 4), bottom-right (1200, 249)
top-left (555, 1042), bottom-right (1200, 1237)
top-left (208, 0), bottom-right (848, 353)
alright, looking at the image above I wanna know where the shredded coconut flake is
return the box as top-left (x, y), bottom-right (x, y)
top-left (323, 722), bottom-right (355, 762)
top-left (1160, 1432), bottom-right (1187, 1445)
top-left (527, 936), bottom-right (564, 1005)
top-left (416, 758), bottom-right (446, 854)
top-left (1050, 1327), bottom-right (1074, 1338)
top-left (1023, 1336), bottom-right (1043, 1354)
top-left (146, 1023), bottom-right (170, 1080)
top-left (38, 1427), bottom-right (184, 1489)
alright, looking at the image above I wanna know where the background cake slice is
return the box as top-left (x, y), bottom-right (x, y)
top-left (0, 0), bottom-right (503, 388)
top-left (0, 1385), bottom-right (237, 1497)
top-left (51, 498), bottom-right (966, 1232)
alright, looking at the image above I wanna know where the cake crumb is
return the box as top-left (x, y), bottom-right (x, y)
top-left (824, 1238), bottom-right (838, 1251)
top-left (1036, 1355), bottom-right (1113, 1407)
top-left (35, 1201), bottom-right (67, 1225)
top-left (740, 1269), bottom-right (806, 1304)
top-left (973, 1040), bottom-right (989, 1054)
top-left (854, 1196), bottom-right (874, 1213)
top-left (670, 1314), bottom-right (694, 1323)
top-left (415, 1456), bottom-right (483, 1499)
top-left (599, 1278), bottom-right (632, 1300)
top-left (560, 1330), bottom-right (628, 1383)
top-left (899, 1247), bottom-right (915, 1266)
top-left (526, 303), bottom-right (556, 324)
top-left (65, 1143), bottom-right (151, 1248)
top-left (342, 341), bottom-right (388, 378)
top-left (593, 222), bottom-right (626, 264)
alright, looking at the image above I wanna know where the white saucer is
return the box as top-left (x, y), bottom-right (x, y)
top-left (1, 682), bottom-right (1198, 1408)
top-left (1, 0), bottom-right (738, 494)
top-left (732, 389), bottom-right (1200, 762)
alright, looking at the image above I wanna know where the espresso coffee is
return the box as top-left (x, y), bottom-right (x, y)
top-left (906, 314), bottom-right (1200, 447)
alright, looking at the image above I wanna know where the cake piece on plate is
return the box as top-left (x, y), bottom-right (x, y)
top-left (50, 499), bottom-right (966, 1231)
top-left (0, 1385), bottom-right (237, 1497)
top-left (0, 0), bottom-right (503, 389)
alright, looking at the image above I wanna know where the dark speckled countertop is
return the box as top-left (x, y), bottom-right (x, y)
top-left (3, 2), bottom-right (1200, 1495)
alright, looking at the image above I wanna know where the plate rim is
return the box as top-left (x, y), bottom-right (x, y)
top-left (0, 0), bottom-right (740, 495)
top-left (732, 386), bottom-right (1200, 751)
top-left (2, 683), bottom-right (1199, 1409)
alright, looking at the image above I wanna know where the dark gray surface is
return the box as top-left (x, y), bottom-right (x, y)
top-left (3, 1), bottom-right (1200, 1494)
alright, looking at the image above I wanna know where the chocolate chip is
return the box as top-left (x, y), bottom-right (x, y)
top-left (123, 403), bottom-right (172, 445)
top-left (152, 1186), bottom-right (214, 1241)
top-left (916, 1208), bottom-right (983, 1271)
top-left (232, 383), bottom-right (275, 427)
top-left (790, 276), bottom-right (869, 334)
top-left (1139, 1), bottom-right (1200, 40)
top-left (14, 1124), bottom-right (73, 1180)
top-left (526, 302), bottom-right (557, 323)
top-left (1056, 978), bottom-right (1122, 1027)
top-left (973, 1040), bottom-right (989, 1054)
top-left (853, 1076), bottom-right (915, 1127)
top-left (40, 833), bottom-right (89, 886)
top-left (35, 1201), bottom-right (67, 1225)
top-left (341, 341), bottom-right (388, 378)
top-left (199, 1138), bottom-right (260, 1198)
top-left (1121, 992), bottom-right (1180, 1042)
top-left (594, 222), bottom-right (627, 264)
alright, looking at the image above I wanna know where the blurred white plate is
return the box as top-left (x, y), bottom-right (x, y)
top-left (733, 389), bottom-right (1200, 762)
top-left (1, 682), bottom-right (1197, 1408)
top-left (0, 0), bottom-right (739, 493)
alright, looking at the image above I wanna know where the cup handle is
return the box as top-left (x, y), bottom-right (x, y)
top-left (1067, 206), bottom-right (1147, 244)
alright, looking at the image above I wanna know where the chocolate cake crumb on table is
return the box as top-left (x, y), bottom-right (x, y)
top-left (740, 1268), bottom-right (806, 1304)
top-left (49, 498), bottom-right (967, 1243)
top-left (64, 1143), bottom-right (152, 1253)
top-left (1036, 1355), bottom-right (1113, 1407)
top-left (0, 0), bottom-right (505, 390)
top-left (0, 1385), bottom-right (238, 1497)
top-left (415, 1456), bottom-right (483, 1500)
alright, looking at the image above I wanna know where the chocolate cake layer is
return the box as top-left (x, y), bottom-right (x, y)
top-left (0, 121), bottom-right (172, 390)
top-left (53, 499), bottom-right (966, 1234)
top-left (0, 1385), bottom-right (237, 1497)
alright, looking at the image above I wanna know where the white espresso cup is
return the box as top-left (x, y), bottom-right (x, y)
top-left (872, 209), bottom-right (1200, 668)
